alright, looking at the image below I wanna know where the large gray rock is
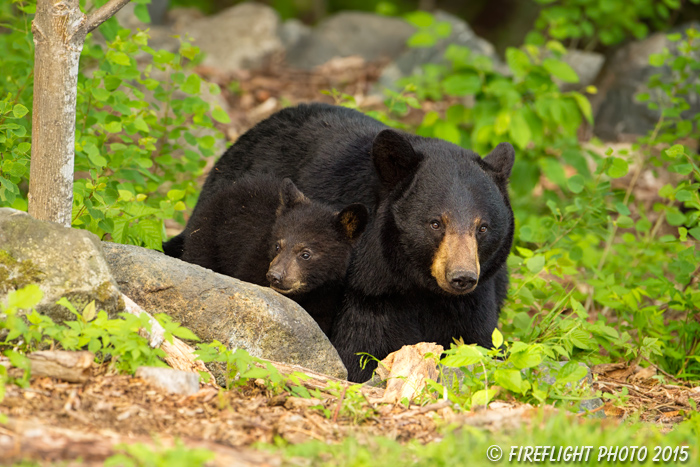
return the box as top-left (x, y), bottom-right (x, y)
top-left (377, 10), bottom-right (504, 92)
top-left (593, 23), bottom-right (700, 141)
top-left (285, 11), bottom-right (415, 70)
top-left (0, 209), bottom-right (123, 322)
top-left (178, 3), bottom-right (284, 72)
top-left (102, 243), bottom-right (347, 379)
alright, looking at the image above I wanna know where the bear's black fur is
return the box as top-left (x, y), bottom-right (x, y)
top-left (167, 103), bottom-right (514, 382)
top-left (180, 174), bottom-right (368, 335)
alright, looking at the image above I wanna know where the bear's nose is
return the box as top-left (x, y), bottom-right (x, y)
top-left (267, 270), bottom-right (283, 286)
top-left (447, 270), bottom-right (478, 292)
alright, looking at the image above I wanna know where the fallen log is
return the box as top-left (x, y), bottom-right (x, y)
top-left (0, 350), bottom-right (93, 383)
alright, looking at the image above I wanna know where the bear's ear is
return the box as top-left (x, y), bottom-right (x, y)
top-left (278, 178), bottom-right (309, 211)
top-left (483, 142), bottom-right (515, 181)
top-left (335, 203), bottom-right (369, 242)
top-left (371, 129), bottom-right (423, 190)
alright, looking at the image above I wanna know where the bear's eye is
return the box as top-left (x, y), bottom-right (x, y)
top-left (275, 243), bottom-right (281, 252)
top-left (430, 220), bottom-right (441, 230)
top-left (478, 224), bottom-right (488, 234)
top-left (300, 251), bottom-right (312, 260)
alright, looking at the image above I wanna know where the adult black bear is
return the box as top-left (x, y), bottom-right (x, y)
top-left (166, 103), bottom-right (514, 382)
top-left (180, 175), bottom-right (368, 335)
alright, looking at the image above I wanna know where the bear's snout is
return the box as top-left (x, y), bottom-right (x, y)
top-left (431, 229), bottom-right (480, 295)
top-left (267, 268), bottom-right (285, 288)
top-left (446, 269), bottom-right (478, 293)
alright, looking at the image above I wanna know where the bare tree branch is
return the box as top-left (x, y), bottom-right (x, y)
top-left (86, 0), bottom-right (132, 33)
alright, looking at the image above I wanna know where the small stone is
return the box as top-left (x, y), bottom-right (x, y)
top-left (135, 366), bottom-right (200, 396)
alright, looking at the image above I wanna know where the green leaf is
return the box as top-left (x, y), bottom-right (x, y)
top-left (407, 31), bottom-right (437, 48)
top-left (567, 174), bottom-right (585, 193)
top-left (133, 3), bottom-right (151, 23)
top-left (106, 50), bottom-right (131, 66)
top-left (508, 109), bottom-right (531, 150)
top-left (571, 93), bottom-right (593, 124)
top-left (665, 144), bottom-right (684, 158)
top-left (556, 362), bottom-right (588, 386)
top-left (167, 189), bottom-right (185, 201)
top-left (84, 143), bottom-right (107, 168)
top-left (182, 74), bottom-right (202, 95)
top-left (543, 58), bottom-right (579, 83)
top-left (615, 202), bottom-right (631, 215)
top-left (171, 326), bottom-right (200, 341)
top-left (606, 157), bottom-right (629, 178)
top-left (12, 104), bottom-right (28, 118)
top-left (649, 53), bottom-right (666, 67)
top-left (505, 48), bottom-right (531, 77)
top-left (103, 121), bottom-right (122, 133)
top-left (91, 88), bottom-right (110, 102)
top-left (404, 11), bottom-right (435, 28)
top-left (211, 106), bottom-right (231, 124)
top-left (616, 215), bottom-right (633, 228)
top-left (441, 73), bottom-right (481, 96)
top-left (82, 301), bottom-right (97, 322)
top-left (492, 328), bottom-right (504, 349)
top-left (569, 329), bottom-right (591, 349)
top-left (688, 227), bottom-right (700, 241)
top-left (494, 369), bottom-right (525, 394)
top-left (508, 346), bottom-right (542, 369)
top-left (471, 389), bottom-right (496, 407)
top-left (441, 345), bottom-right (483, 367)
top-left (7, 284), bottom-right (43, 309)
top-left (133, 117), bottom-right (149, 133)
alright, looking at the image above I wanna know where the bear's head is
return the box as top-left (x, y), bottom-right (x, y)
top-left (266, 178), bottom-right (369, 296)
top-left (371, 129), bottom-right (515, 296)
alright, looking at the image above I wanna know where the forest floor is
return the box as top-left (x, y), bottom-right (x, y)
top-left (2, 358), bottom-right (699, 465)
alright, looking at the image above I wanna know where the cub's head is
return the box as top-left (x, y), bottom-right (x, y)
top-left (371, 129), bottom-right (515, 295)
top-left (266, 179), bottom-right (368, 296)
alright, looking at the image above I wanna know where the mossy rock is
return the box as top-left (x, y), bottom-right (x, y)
top-left (0, 209), bottom-right (123, 321)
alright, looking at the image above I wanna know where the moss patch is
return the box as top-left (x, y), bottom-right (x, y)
top-left (0, 249), bottom-right (44, 295)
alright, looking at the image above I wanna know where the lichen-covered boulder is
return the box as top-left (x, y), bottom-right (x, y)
top-left (0, 209), bottom-right (123, 321)
top-left (102, 243), bottom-right (347, 379)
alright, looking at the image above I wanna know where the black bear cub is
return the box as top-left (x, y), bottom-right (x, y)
top-left (180, 175), bottom-right (368, 335)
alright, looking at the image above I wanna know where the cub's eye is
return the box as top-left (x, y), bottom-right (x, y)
top-left (275, 243), bottom-right (281, 252)
top-left (300, 251), bottom-right (312, 260)
top-left (478, 224), bottom-right (488, 234)
top-left (430, 220), bottom-right (441, 230)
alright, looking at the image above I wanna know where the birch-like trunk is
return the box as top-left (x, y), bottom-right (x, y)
top-left (28, 0), bottom-right (131, 227)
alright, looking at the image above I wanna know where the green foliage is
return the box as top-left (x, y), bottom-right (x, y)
top-left (0, 2), bottom-right (222, 250)
top-left (195, 340), bottom-right (310, 393)
top-left (105, 440), bottom-right (215, 467)
top-left (403, 10), bottom-right (451, 48)
top-left (0, 284), bottom-right (196, 375)
top-left (431, 329), bottom-right (590, 409)
top-left (73, 28), bottom-right (222, 249)
top-left (400, 39), bottom-right (591, 200)
top-left (0, 0), bottom-right (34, 210)
top-left (530, 0), bottom-right (700, 48)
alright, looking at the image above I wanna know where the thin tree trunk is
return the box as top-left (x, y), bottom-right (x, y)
top-left (28, 0), bottom-right (131, 226)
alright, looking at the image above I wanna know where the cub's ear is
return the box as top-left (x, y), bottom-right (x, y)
top-left (335, 203), bottom-right (369, 242)
top-left (278, 178), bottom-right (308, 212)
top-left (371, 129), bottom-right (423, 190)
top-left (483, 142), bottom-right (515, 181)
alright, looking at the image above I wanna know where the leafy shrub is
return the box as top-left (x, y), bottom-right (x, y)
top-left (530, 0), bottom-right (700, 48)
top-left (0, 284), bottom-right (197, 375)
top-left (0, 1), bottom-right (225, 249)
